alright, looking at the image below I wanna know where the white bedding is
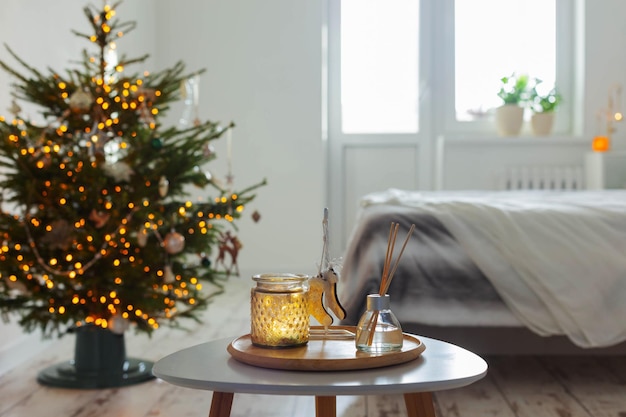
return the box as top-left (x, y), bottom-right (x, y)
top-left (360, 189), bottom-right (626, 348)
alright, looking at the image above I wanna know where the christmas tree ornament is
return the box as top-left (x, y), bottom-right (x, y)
top-left (215, 231), bottom-right (241, 276)
top-left (87, 126), bottom-right (108, 158)
top-left (108, 314), bottom-right (129, 335)
top-left (163, 230), bottom-right (185, 254)
top-left (8, 99), bottom-right (21, 116)
top-left (158, 176), bottom-right (169, 197)
top-left (137, 228), bottom-right (149, 247)
top-left (193, 165), bottom-right (213, 183)
top-left (89, 209), bottom-right (111, 228)
top-left (68, 89), bottom-right (93, 113)
top-left (102, 161), bottom-right (134, 182)
top-left (164, 265), bottom-right (175, 284)
top-left (40, 219), bottom-right (74, 251)
top-left (252, 210), bottom-right (261, 223)
top-left (226, 127), bottom-right (234, 187)
top-left (150, 137), bottom-right (163, 150)
top-left (203, 143), bottom-right (215, 157)
top-left (104, 43), bottom-right (119, 79)
top-left (103, 138), bottom-right (126, 162)
top-left (201, 254), bottom-right (211, 267)
top-left (4, 277), bottom-right (29, 295)
top-left (135, 87), bottom-right (156, 103)
top-left (35, 275), bottom-right (47, 287)
top-left (226, 172), bottom-right (235, 186)
top-left (135, 86), bottom-right (157, 124)
top-left (178, 75), bottom-right (200, 128)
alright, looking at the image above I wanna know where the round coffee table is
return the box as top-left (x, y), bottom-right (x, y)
top-left (152, 334), bottom-right (487, 417)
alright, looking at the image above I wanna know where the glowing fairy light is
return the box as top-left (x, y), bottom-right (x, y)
top-left (0, 1), bottom-right (264, 351)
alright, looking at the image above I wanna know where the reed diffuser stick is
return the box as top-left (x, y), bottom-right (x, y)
top-left (382, 223), bottom-right (415, 295)
top-left (379, 223), bottom-right (399, 297)
top-left (365, 222), bottom-right (415, 346)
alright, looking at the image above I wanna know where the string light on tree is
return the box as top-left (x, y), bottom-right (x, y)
top-left (0, 1), bottom-right (266, 338)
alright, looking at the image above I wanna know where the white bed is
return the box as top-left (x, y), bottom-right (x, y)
top-left (338, 188), bottom-right (626, 354)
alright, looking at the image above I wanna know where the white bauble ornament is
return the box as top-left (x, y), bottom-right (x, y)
top-left (108, 314), bottom-right (129, 335)
top-left (102, 161), bottom-right (134, 182)
top-left (69, 90), bottom-right (93, 113)
top-left (164, 231), bottom-right (185, 254)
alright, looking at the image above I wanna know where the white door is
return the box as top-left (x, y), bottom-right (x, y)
top-left (325, 0), bottom-right (433, 253)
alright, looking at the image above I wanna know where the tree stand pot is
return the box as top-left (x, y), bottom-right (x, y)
top-left (37, 325), bottom-right (154, 389)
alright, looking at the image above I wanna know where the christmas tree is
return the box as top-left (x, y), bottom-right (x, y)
top-left (0, 2), bottom-right (265, 337)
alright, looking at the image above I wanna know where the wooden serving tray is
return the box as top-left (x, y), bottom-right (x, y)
top-left (227, 326), bottom-right (425, 371)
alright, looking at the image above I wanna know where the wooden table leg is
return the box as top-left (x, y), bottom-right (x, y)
top-left (315, 395), bottom-right (336, 417)
top-left (404, 392), bottom-right (436, 417)
top-left (208, 391), bottom-right (234, 417)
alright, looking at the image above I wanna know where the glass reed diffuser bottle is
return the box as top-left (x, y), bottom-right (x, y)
top-left (355, 294), bottom-right (403, 353)
top-left (355, 221), bottom-right (415, 353)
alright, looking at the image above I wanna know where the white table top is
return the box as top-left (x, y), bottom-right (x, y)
top-left (152, 334), bottom-right (487, 396)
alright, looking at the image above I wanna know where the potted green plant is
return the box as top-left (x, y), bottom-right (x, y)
top-left (495, 73), bottom-right (531, 136)
top-left (529, 83), bottom-right (561, 135)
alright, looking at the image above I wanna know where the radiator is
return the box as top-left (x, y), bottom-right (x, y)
top-left (501, 165), bottom-right (584, 190)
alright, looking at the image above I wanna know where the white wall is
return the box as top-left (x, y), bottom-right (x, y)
top-left (152, 0), bottom-right (325, 275)
top-left (581, 0), bottom-right (626, 146)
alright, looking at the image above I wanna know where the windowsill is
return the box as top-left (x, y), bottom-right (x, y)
top-left (439, 134), bottom-right (589, 145)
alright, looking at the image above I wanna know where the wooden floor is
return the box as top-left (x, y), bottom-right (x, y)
top-left (1, 278), bottom-right (625, 417)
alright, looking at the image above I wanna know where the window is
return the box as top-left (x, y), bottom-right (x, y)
top-left (455, 0), bottom-right (557, 122)
top-left (333, 0), bottom-right (574, 135)
top-left (340, 0), bottom-right (419, 134)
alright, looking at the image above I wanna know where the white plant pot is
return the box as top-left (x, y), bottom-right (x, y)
top-left (530, 112), bottom-right (555, 136)
top-left (495, 104), bottom-right (524, 137)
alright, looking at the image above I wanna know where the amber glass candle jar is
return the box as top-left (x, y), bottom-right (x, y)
top-left (250, 273), bottom-right (310, 348)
